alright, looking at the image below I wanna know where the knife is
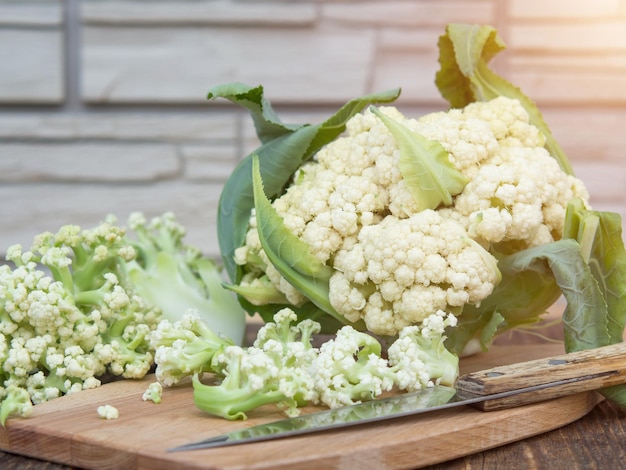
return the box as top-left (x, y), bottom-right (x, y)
top-left (169, 342), bottom-right (626, 452)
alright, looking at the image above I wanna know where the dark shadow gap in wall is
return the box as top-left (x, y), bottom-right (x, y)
top-left (63, 0), bottom-right (82, 112)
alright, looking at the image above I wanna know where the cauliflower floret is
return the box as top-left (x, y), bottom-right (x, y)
top-left (330, 211), bottom-right (500, 336)
top-left (193, 310), bottom-right (320, 420)
top-left (3, 337), bottom-right (35, 379)
top-left (149, 311), bottom-right (234, 387)
top-left (97, 404), bottom-right (119, 420)
top-left (388, 310), bottom-right (459, 390)
top-left (26, 371), bottom-right (62, 405)
top-left (454, 144), bottom-right (589, 251)
top-left (300, 212), bottom-right (343, 263)
top-left (61, 344), bottom-right (106, 381)
top-left (311, 326), bottom-right (395, 408)
top-left (461, 96), bottom-right (545, 148)
top-left (0, 385), bottom-right (33, 425)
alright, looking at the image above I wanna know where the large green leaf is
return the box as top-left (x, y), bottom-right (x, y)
top-left (562, 199), bottom-right (626, 407)
top-left (563, 199), bottom-right (626, 345)
top-left (435, 24), bottom-right (574, 175)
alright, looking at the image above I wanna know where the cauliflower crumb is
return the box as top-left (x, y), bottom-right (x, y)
top-left (142, 382), bottom-right (163, 404)
top-left (97, 404), bottom-right (119, 420)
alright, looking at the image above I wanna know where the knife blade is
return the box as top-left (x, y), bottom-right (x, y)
top-left (169, 341), bottom-right (626, 452)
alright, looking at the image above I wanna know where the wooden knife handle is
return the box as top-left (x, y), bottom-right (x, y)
top-left (456, 342), bottom-right (626, 411)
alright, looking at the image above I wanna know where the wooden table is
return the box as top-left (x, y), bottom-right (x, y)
top-left (1, 320), bottom-right (625, 469)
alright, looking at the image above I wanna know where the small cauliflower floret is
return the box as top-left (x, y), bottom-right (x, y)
top-left (193, 310), bottom-right (320, 420)
top-left (311, 326), bottom-right (395, 408)
top-left (193, 345), bottom-right (308, 420)
top-left (3, 337), bottom-right (36, 379)
top-left (389, 285), bottom-right (449, 325)
top-left (388, 310), bottom-right (459, 390)
top-left (0, 385), bottom-right (33, 426)
top-left (300, 212), bottom-right (343, 263)
top-left (319, 110), bottom-right (394, 177)
top-left (142, 382), bottom-right (163, 404)
top-left (252, 308), bottom-right (320, 350)
top-left (327, 275), bottom-right (368, 324)
top-left (150, 310), bottom-right (233, 387)
top-left (97, 404), bottom-right (119, 420)
top-left (61, 344), bottom-right (107, 381)
top-left (96, 292), bottom-right (158, 380)
top-left (276, 164), bottom-right (333, 230)
top-left (330, 210), bottom-right (500, 336)
top-left (25, 371), bottom-right (63, 405)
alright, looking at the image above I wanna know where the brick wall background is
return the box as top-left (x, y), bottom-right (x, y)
top-left (2, 0), bottom-right (626, 258)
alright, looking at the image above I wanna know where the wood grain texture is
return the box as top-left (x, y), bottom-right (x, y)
top-left (456, 342), bottom-right (626, 411)
top-left (459, 342), bottom-right (626, 393)
top-left (0, 343), bottom-right (603, 470)
top-left (424, 399), bottom-right (626, 470)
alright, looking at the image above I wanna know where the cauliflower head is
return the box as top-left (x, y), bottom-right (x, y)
top-left (234, 97), bottom-right (589, 336)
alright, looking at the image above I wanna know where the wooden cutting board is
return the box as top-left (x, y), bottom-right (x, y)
top-left (0, 343), bottom-right (601, 470)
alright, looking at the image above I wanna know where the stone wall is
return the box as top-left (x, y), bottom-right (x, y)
top-left (2, 0), bottom-right (626, 257)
